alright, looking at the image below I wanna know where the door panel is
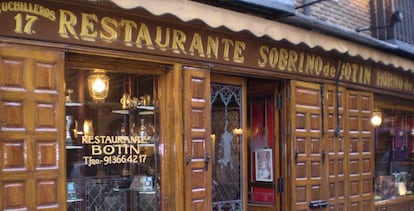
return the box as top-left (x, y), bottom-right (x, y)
top-left (326, 85), bottom-right (346, 211)
top-left (289, 81), bottom-right (325, 211)
top-left (346, 90), bottom-right (374, 211)
top-left (0, 45), bottom-right (65, 210)
top-left (183, 67), bottom-right (212, 211)
top-left (287, 80), bottom-right (374, 211)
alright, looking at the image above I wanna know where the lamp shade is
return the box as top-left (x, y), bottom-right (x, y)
top-left (87, 69), bottom-right (109, 103)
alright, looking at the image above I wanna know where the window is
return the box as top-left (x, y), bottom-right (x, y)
top-left (372, 0), bottom-right (414, 45)
top-left (374, 108), bottom-right (414, 200)
top-left (65, 55), bottom-right (161, 211)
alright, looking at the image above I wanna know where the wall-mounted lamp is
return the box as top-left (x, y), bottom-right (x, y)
top-left (371, 111), bottom-right (382, 127)
top-left (87, 69), bottom-right (109, 103)
top-left (232, 128), bottom-right (243, 135)
top-left (356, 10), bottom-right (403, 32)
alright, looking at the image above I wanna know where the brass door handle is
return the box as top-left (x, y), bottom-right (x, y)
top-left (295, 149), bottom-right (298, 163)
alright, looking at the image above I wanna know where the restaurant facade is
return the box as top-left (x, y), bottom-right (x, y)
top-left (0, 0), bottom-right (414, 210)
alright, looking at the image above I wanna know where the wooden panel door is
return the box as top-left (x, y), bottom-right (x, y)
top-left (288, 81), bottom-right (327, 211)
top-left (0, 45), bottom-right (65, 210)
top-left (287, 81), bottom-right (374, 211)
top-left (345, 90), bottom-right (374, 211)
top-left (325, 85), bottom-right (346, 211)
top-left (183, 67), bottom-right (212, 211)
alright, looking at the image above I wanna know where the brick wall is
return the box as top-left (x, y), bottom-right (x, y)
top-left (294, 0), bottom-right (371, 34)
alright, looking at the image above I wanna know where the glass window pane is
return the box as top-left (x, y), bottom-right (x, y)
top-left (211, 83), bottom-right (243, 210)
top-left (65, 66), bottom-right (160, 211)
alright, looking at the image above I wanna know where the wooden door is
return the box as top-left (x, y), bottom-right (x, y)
top-left (287, 80), bottom-right (375, 211)
top-left (0, 45), bottom-right (65, 210)
top-left (345, 90), bottom-right (374, 210)
top-left (183, 67), bottom-right (212, 211)
top-left (288, 81), bottom-right (327, 211)
top-left (325, 85), bottom-right (346, 210)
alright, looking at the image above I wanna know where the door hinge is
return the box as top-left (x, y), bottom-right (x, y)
top-left (277, 177), bottom-right (284, 193)
top-left (185, 153), bottom-right (190, 165)
top-left (286, 121), bottom-right (290, 135)
top-left (320, 84), bottom-right (325, 136)
top-left (277, 92), bottom-right (282, 110)
top-left (286, 86), bottom-right (291, 99)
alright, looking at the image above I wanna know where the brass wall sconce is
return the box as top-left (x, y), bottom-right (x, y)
top-left (87, 69), bottom-right (109, 103)
top-left (371, 111), bottom-right (382, 127)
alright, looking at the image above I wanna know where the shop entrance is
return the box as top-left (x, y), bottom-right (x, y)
top-left (210, 75), bottom-right (282, 211)
top-left (246, 79), bottom-right (282, 211)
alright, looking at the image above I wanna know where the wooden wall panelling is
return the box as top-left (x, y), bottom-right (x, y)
top-left (159, 64), bottom-right (185, 210)
top-left (0, 45), bottom-right (65, 210)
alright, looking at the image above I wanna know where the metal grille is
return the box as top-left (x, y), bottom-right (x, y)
top-left (86, 178), bottom-right (128, 211)
top-left (211, 83), bottom-right (243, 211)
top-left (212, 200), bottom-right (242, 211)
top-left (137, 192), bottom-right (157, 211)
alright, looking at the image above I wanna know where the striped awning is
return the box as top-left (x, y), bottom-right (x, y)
top-left (109, 0), bottom-right (414, 73)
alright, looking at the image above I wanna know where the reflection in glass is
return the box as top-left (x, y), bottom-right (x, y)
top-left (375, 109), bottom-right (414, 201)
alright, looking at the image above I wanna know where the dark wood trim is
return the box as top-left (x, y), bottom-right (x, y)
top-left (375, 195), bottom-right (414, 207)
top-left (375, 94), bottom-right (414, 112)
